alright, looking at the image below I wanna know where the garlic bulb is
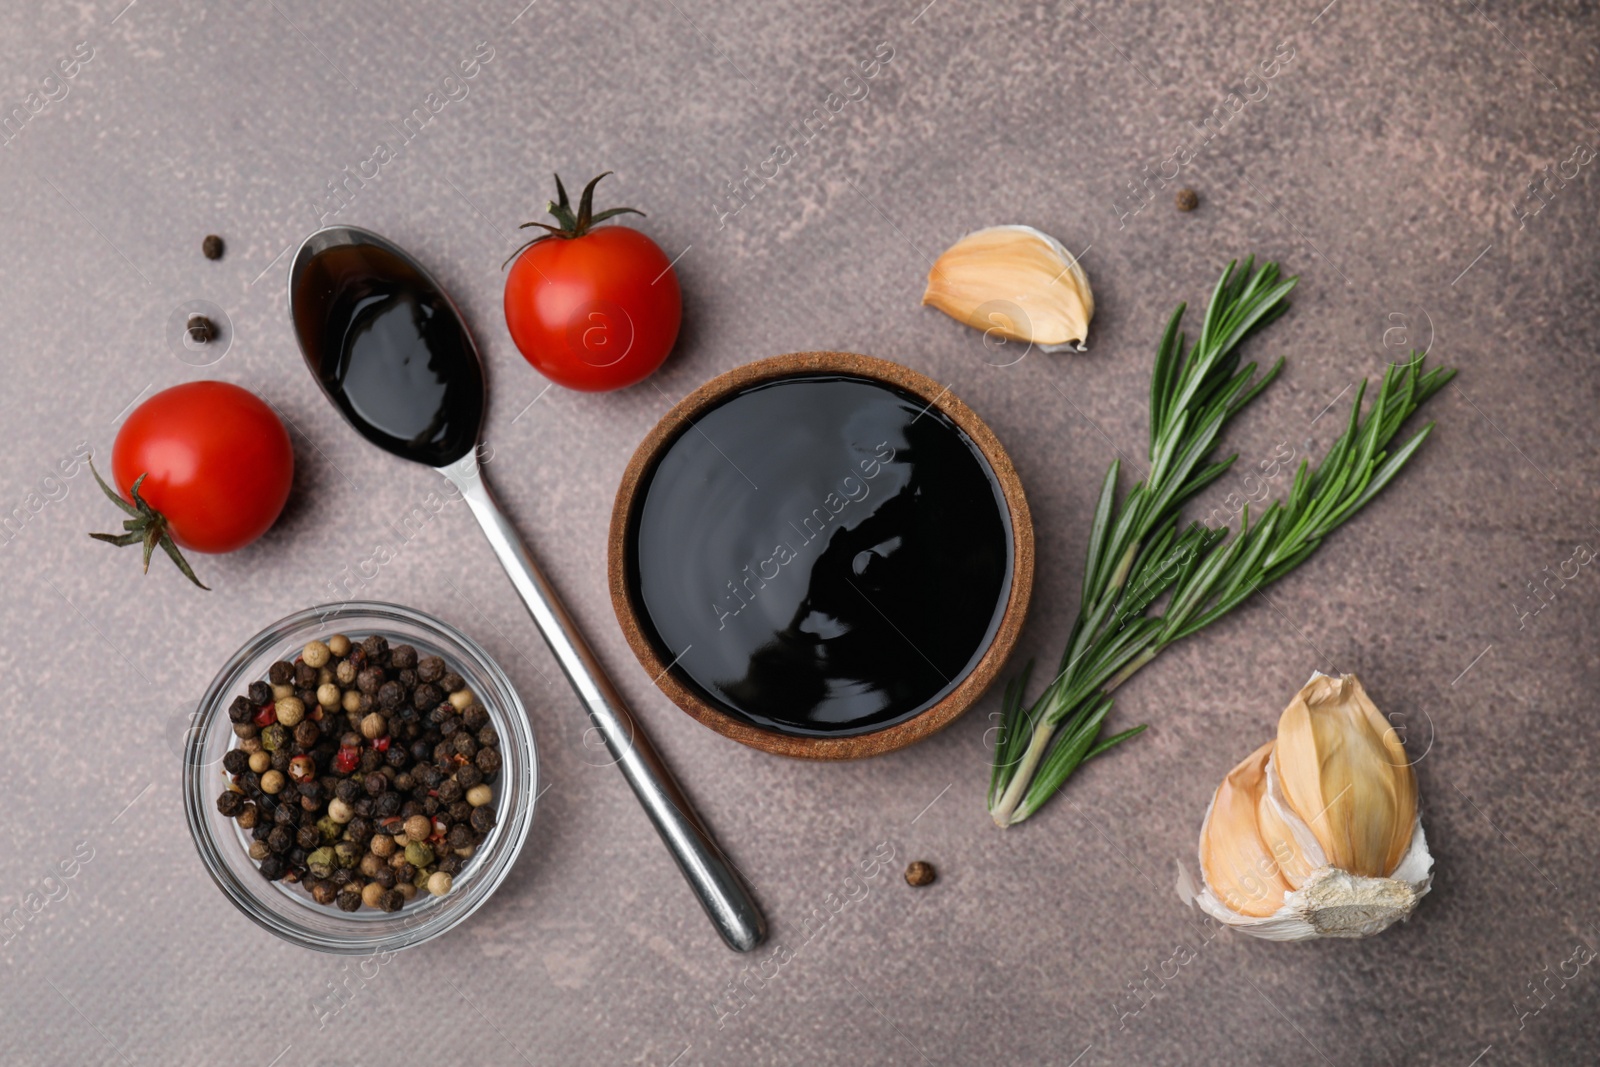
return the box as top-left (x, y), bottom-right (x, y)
top-left (1187, 672), bottom-right (1433, 940)
top-left (922, 225), bottom-right (1094, 351)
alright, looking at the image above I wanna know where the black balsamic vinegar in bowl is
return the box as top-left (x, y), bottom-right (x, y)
top-left (625, 372), bottom-right (1016, 740)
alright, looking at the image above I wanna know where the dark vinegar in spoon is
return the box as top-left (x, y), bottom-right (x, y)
top-left (293, 242), bottom-right (484, 467)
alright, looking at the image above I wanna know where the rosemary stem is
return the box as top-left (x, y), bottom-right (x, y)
top-left (992, 719), bottom-right (1056, 827)
top-left (1103, 645), bottom-right (1158, 694)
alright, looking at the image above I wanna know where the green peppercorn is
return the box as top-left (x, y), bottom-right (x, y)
top-left (404, 842), bottom-right (434, 868)
top-left (260, 724), bottom-right (288, 752)
top-left (307, 847), bottom-right (336, 878)
top-left (334, 841), bottom-right (361, 869)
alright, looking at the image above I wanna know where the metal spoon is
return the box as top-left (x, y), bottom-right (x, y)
top-left (288, 225), bottom-right (765, 952)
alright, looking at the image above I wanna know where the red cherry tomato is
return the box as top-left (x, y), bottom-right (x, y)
top-left (111, 381), bottom-right (293, 553)
top-left (503, 173), bottom-right (681, 391)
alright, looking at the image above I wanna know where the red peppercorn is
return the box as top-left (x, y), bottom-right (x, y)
top-left (334, 746), bottom-right (361, 774)
top-left (253, 704), bottom-right (277, 727)
top-left (373, 735), bottom-right (391, 753)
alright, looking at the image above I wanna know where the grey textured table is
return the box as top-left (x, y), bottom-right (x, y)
top-left (2, 0), bottom-right (1596, 1064)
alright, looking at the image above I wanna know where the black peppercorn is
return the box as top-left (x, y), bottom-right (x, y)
top-left (272, 802), bottom-right (296, 826)
top-left (437, 779), bottom-right (463, 804)
top-left (268, 661), bottom-right (295, 685)
top-left (299, 780), bottom-right (325, 805)
top-left (228, 695), bottom-right (254, 723)
top-left (377, 680), bottom-right (404, 710)
top-left (269, 748), bottom-right (291, 773)
top-left (476, 747), bottom-right (501, 776)
top-left (288, 847), bottom-right (308, 867)
top-left (267, 826), bottom-right (294, 854)
top-left (216, 791), bottom-right (244, 817)
top-left (335, 779), bottom-right (361, 804)
top-left (438, 853), bottom-right (464, 876)
top-left (904, 861), bottom-right (936, 887)
top-left (461, 703), bottom-right (489, 730)
top-left (364, 773), bottom-right (389, 796)
top-left (247, 680), bottom-right (272, 705)
top-left (361, 634), bottom-right (389, 660)
top-left (469, 806), bottom-right (496, 834)
top-left (413, 683), bottom-right (442, 711)
top-left (439, 717), bottom-right (460, 738)
top-left (477, 725), bottom-right (499, 748)
top-left (359, 749), bottom-right (383, 774)
top-left (352, 797), bottom-right (374, 818)
top-left (393, 772), bottom-right (415, 792)
top-left (259, 855), bottom-right (288, 881)
top-left (390, 644), bottom-right (418, 670)
top-left (294, 663), bottom-right (317, 690)
top-left (448, 800), bottom-right (472, 824)
top-left (1175, 188), bottom-right (1199, 212)
top-left (251, 822), bottom-right (272, 842)
top-left (355, 667), bottom-right (383, 696)
top-left (452, 734), bottom-right (478, 759)
top-left (455, 763), bottom-right (483, 789)
top-left (422, 797), bottom-right (441, 817)
top-left (396, 668), bottom-right (418, 688)
top-left (297, 824), bottom-right (321, 850)
top-left (439, 672), bottom-right (464, 694)
top-left (310, 880), bottom-right (337, 906)
top-left (416, 656), bottom-right (445, 683)
top-left (377, 889), bottom-right (404, 913)
top-left (385, 745), bottom-right (410, 770)
top-left (374, 793), bottom-right (401, 818)
top-left (223, 750), bottom-right (250, 775)
top-left (447, 824), bottom-right (474, 850)
top-left (294, 720), bottom-right (320, 749)
top-left (335, 887), bottom-right (363, 912)
top-left (392, 862), bottom-right (416, 884)
top-left (201, 233), bottom-right (225, 259)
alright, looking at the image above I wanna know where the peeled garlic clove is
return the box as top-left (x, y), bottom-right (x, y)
top-left (1275, 672), bottom-right (1416, 878)
top-left (922, 225), bottom-right (1094, 352)
top-left (1189, 672), bottom-right (1433, 941)
top-left (1198, 741), bottom-right (1290, 917)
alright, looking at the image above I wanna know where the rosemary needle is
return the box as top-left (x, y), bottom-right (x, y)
top-left (987, 258), bottom-right (1454, 827)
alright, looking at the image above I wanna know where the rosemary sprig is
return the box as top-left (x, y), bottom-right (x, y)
top-left (987, 259), bottom-right (1454, 827)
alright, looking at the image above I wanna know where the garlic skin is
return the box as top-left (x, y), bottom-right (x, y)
top-left (1187, 672), bottom-right (1433, 941)
top-left (922, 225), bottom-right (1094, 352)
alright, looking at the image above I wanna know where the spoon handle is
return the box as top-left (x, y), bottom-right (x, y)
top-left (439, 455), bottom-right (766, 952)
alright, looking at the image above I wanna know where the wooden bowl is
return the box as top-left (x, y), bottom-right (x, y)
top-left (607, 352), bottom-right (1034, 760)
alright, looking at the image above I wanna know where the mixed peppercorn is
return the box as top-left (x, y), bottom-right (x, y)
top-left (215, 633), bottom-right (501, 912)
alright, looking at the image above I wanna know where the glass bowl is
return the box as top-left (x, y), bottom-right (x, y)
top-left (183, 601), bottom-right (537, 954)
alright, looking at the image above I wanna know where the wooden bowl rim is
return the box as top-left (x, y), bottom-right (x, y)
top-left (606, 351), bottom-right (1035, 760)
